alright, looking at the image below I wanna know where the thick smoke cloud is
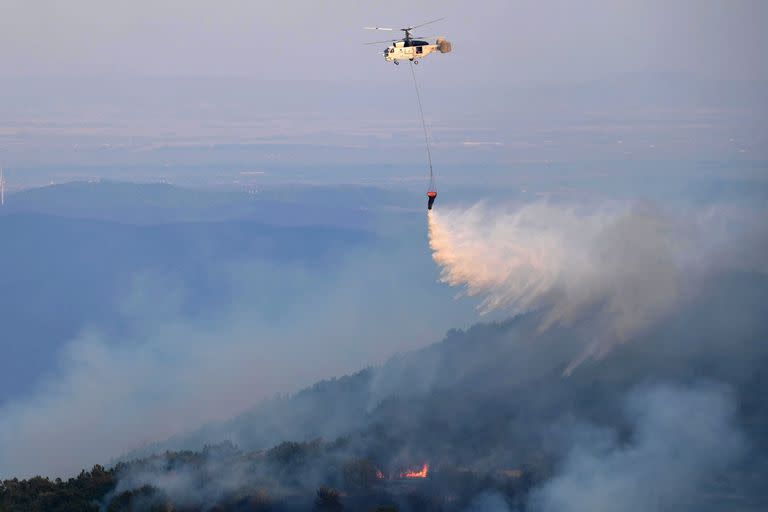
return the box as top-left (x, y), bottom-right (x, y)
top-left (104, 445), bottom-right (258, 510)
top-left (428, 201), bottom-right (765, 372)
top-left (464, 492), bottom-right (513, 512)
top-left (0, 234), bottom-right (474, 479)
top-left (81, 201), bottom-right (768, 510)
top-left (529, 384), bottom-right (746, 512)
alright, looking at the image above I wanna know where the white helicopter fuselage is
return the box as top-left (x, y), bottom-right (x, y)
top-left (384, 41), bottom-right (439, 63)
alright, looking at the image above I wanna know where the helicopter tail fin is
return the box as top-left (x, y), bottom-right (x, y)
top-left (436, 37), bottom-right (452, 53)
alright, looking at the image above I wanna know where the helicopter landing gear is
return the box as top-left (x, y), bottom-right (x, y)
top-left (394, 59), bottom-right (399, 65)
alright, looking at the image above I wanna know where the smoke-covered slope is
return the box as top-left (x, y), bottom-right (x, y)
top-left (100, 198), bottom-right (768, 510)
top-left (3, 267), bottom-right (765, 510)
top-left (124, 266), bottom-right (768, 506)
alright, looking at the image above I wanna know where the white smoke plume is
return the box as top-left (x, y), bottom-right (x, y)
top-left (464, 492), bottom-right (513, 512)
top-left (428, 201), bottom-right (762, 372)
top-left (528, 383), bottom-right (746, 512)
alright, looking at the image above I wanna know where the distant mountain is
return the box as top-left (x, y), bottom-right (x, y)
top-left (0, 181), bottom-right (409, 227)
top-left (0, 212), bottom-right (373, 403)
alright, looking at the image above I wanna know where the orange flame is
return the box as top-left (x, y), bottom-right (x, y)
top-left (400, 463), bottom-right (429, 479)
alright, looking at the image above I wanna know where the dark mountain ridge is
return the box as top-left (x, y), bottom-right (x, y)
top-left (3, 267), bottom-right (766, 510)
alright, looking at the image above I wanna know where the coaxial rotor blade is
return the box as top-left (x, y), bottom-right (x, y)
top-left (406, 17), bottom-right (445, 30)
top-left (363, 39), bottom-right (398, 45)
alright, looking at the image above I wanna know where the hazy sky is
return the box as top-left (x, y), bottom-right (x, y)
top-left (2, 0), bottom-right (766, 83)
top-left (1, 1), bottom-right (766, 184)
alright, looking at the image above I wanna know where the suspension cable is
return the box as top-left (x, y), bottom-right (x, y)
top-left (409, 61), bottom-right (435, 190)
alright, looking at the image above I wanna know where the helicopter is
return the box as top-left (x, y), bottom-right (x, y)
top-left (364, 18), bottom-right (452, 65)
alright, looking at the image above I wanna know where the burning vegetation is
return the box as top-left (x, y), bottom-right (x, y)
top-left (0, 442), bottom-right (537, 511)
top-left (399, 463), bottom-right (429, 479)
